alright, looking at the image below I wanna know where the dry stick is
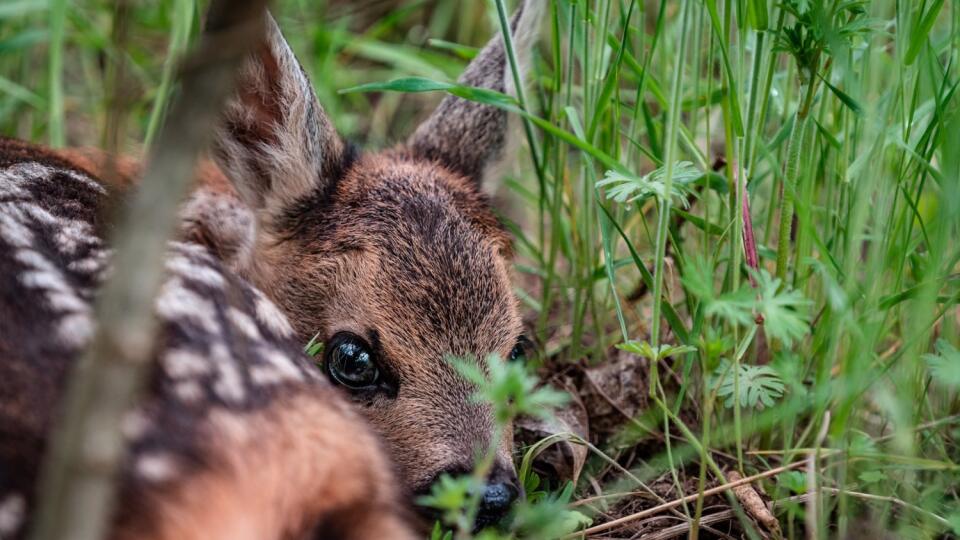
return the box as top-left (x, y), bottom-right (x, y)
top-left (562, 460), bottom-right (807, 539)
top-left (641, 510), bottom-right (737, 540)
top-left (773, 489), bottom-right (951, 529)
top-left (29, 3), bottom-right (269, 540)
top-left (806, 411), bottom-right (831, 540)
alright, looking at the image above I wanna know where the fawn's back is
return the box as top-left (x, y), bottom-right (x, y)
top-left (0, 138), bottom-right (413, 539)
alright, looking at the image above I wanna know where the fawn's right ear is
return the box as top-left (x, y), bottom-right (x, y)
top-left (211, 12), bottom-right (346, 227)
top-left (407, 0), bottom-right (542, 188)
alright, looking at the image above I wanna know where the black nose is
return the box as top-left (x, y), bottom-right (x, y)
top-left (475, 482), bottom-right (519, 529)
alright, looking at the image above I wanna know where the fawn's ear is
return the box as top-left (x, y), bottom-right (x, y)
top-left (212, 13), bottom-right (346, 224)
top-left (408, 0), bottom-right (542, 187)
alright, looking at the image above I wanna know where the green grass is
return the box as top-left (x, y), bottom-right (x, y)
top-left (4, 0), bottom-right (960, 538)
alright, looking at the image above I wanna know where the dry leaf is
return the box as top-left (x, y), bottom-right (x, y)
top-left (515, 379), bottom-right (588, 484)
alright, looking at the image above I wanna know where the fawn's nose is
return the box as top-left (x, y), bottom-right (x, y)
top-left (480, 482), bottom-right (518, 513)
top-left (474, 467), bottom-right (521, 529)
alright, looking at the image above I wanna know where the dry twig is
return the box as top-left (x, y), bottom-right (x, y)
top-left (30, 2), bottom-right (269, 539)
top-left (563, 460), bottom-right (806, 539)
top-left (727, 470), bottom-right (781, 537)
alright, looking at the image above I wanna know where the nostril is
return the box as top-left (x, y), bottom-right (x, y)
top-left (480, 482), bottom-right (518, 516)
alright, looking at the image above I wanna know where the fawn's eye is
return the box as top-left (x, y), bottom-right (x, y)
top-left (509, 336), bottom-right (533, 363)
top-left (325, 333), bottom-right (380, 390)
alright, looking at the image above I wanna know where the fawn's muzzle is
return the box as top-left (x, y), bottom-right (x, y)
top-left (474, 480), bottom-right (520, 529)
top-left (473, 463), bottom-right (521, 530)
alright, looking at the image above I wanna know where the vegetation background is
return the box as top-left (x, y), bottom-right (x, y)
top-left (2, 0), bottom-right (959, 538)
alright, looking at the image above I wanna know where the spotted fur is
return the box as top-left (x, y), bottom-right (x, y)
top-left (0, 139), bottom-right (413, 539)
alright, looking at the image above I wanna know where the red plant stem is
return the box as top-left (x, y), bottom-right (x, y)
top-left (740, 169), bottom-right (760, 287)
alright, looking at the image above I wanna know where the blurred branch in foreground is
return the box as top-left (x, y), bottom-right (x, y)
top-left (30, 1), bottom-right (270, 539)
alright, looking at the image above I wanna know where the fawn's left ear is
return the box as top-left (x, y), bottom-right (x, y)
top-left (407, 0), bottom-right (543, 188)
top-left (212, 12), bottom-right (347, 225)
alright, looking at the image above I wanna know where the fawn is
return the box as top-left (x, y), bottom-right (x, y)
top-left (0, 1), bottom-right (542, 537)
top-left (0, 138), bottom-right (413, 540)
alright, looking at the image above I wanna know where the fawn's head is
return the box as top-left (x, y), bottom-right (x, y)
top-left (203, 1), bottom-right (542, 525)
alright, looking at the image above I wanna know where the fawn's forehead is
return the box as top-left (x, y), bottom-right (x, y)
top-left (318, 154), bottom-right (520, 359)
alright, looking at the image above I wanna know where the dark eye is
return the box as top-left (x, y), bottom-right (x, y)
top-left (509, 336), bottom-right (533, 363)
top-left (325, 333), bottom-right (380, 390)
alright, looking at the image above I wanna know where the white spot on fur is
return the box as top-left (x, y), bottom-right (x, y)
top-left (46, 291), bottom-right (88, 311)
top-left (227, 307), bottom-right (261, 341)
top-left (0, 494), bottom-right (25, 537)
top-left (155, 277), bottom-right (221, 335)
top-left (58, 312), bottom-right (95, 347)
top-left (250, 346), bottom-right (304, 386)
top-left (11, 248), bottom-right (93, 346)
top-left (0, 212), bottom-right (34, 248)
top-left (63, 168), bottom-right (107, 194)
top-left (14, 247), bottom-right (56, 272)
top-left (136, 453), bottom-right (179, 483)
top-left (163, 348), bottom-right (211, 379)
top-left (0, 162), bottom-right (51, 197)
top-left (166, 252), bottom-right (225, 289)
top-left (174, 380), bottom-right (204, 404)
top-left (210, 342), bottom-right (245, 403)
top-left (19, 269), bottom-right (68, 291)
top-left (252, 289), bottom-right (294, 338)
top-left (19, 203), bottom-right (99, 255)
top-left (68, 248), bottom-right (109, 276)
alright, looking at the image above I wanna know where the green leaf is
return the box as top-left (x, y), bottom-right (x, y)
top-left (924, 340), bottom-right (960, 387)
top-left (753, 270), bottom-right (812, 347)
top-left (616, 340), bottom-right (695, 361)
top-left (0, 74), bottom-right (44, 109)
top-left (858, 470), bottom-right (886, 484)
top-left (710, 359), bottom-right (786, 409)
top-left (303, 333), bottom-right (324, 358)
top-left (343, 77), bottom-right (626, 173)
top-left (341, 76), bottom-right (455, 94)
top-left (948, 512), bottom-right (960, 535)
top-left (427, 38), bottom-right (479, 60)
top-left (675, 209), bottom-right (725, 235)
top-left (778, 470), bottom-right (808, 494)
top-left (430, 521), bottom-right (453, 540)
top-left (511, 482), bottom-right (592, 537)
top-left (681, 257), bottom-right (718, 303)
top-left (416, 474), bottom-right (482, 527)
top-left (905, 0), bottom-right (945, 65)
top-left (819, 75), bottom-right (863, 116)
top-left (597, 161), bottom-right (702, 206)
top-left (448, 354), bottom-right (568, 424)
top-left (708, 287), bottom-right (756, 328)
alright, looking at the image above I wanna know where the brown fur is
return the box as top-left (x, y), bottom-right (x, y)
top-left (251, 150), bottom-right (522, 491)
top-left (113, 392), bottom-right (412, 540)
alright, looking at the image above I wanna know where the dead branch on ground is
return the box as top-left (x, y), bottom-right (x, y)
top-left (30, 2), bottom-right (270, 539)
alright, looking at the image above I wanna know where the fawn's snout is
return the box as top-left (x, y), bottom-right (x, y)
top-left (415, 461), bottom-right (521, 529)
top-left (477, 464), bottom-right (522, 528)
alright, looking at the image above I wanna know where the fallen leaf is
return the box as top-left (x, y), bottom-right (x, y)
top-left (515, 379), bottom-right (589, 485)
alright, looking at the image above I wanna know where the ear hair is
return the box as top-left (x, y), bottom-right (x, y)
top-left (407, 0), bottom-right (543, 187)
top-left (211, 12), bottom-right (345, 226)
